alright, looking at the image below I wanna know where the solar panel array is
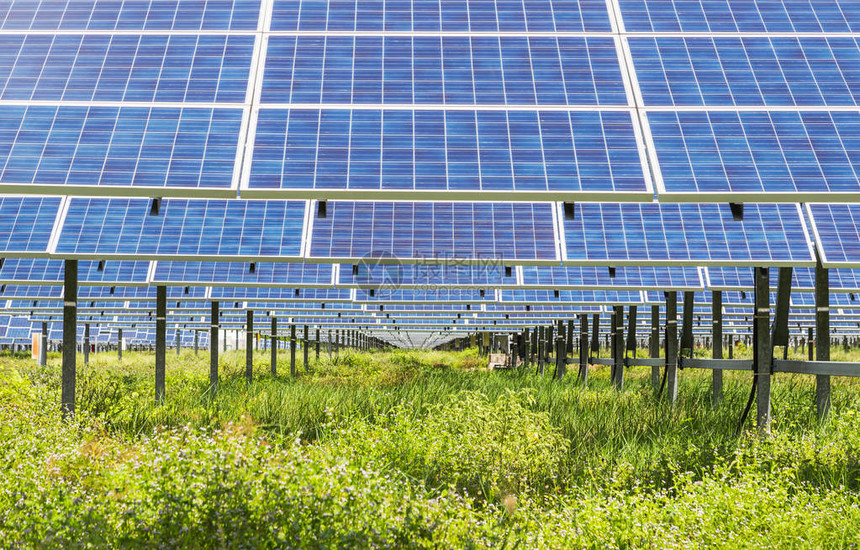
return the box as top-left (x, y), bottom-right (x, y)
top-left (0, 0), bottom-right (858, 342)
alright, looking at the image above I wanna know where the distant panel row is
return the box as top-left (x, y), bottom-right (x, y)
top-left (2, 197), bottom-right (849, 266)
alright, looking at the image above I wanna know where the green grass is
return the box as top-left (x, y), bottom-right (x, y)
top-left (1, 346), bottom-right (860, 548)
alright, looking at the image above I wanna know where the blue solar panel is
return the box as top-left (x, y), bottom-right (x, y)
top-left (270, 0), bottom-right (612, 32)
top-left (261, 36), bottom-right (626, 106)
top-left (339, 264), bottom-right (510, 288)
top-left (0, 35), bottom-right (254, 103)
top-left (0, 196), bottom-right (60, 255)
top-left (310, 201), bottom-right (558, 262)
top-left (210, 287), bottom-right (352, 301)
top-left (520, 266), bottom-right (703, 289)
top-left (806, 204), bottom-right (860, 267)
top-left (55, 198), bottom-right (306, 259)
top-left (500, 290), bottom-right (644, 304)
top-left (792, 292), bottom-right (860, 308)
top-left (629, 37), bottom-right (860, 107)
top-left (618, 0), bottom-right (860, 33)
top-left (648, 111), bottom-right (860, 199)
top-left (0, 258), bottom-right (150, 284)
top-left (77, 285), bottom-right (207, 300)
top-left (0, 1), bottom-right (260, 31)
top-left (354, 289), bottom-right (492, 303)
top-left (248, 110), bottom-right (648, 197)
top-left (0, 106), bottom-right (243, 194)
top-left (705, 266), bottom-right (813, 291)
top-left (562, 203), bottom-right (814, 265)
top-left (153, 261), bottom-right (334, 286)
top-left (0, 284), bottom-right (62, 298)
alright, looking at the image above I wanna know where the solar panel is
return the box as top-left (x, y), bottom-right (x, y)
top-left (0, 106), bottom-right (244, 196)
top-left (309, 201), bottom-right (558, 263)
top-left (152, 261), bottom-right (334, 286)
top-left (646, 111), bottom-right (860, 201)
top-left (0, 258), bottom-right (151, 285)
top-left (261, 36), bottom-right (627, 106)
top-left (500, 290), bottom-right (644, 304)
top-left (354, 288), bottom-right (492, 303)
top-left (0, 35), bottom-right (254, 103)
top-left (270, 0), bottom-right (613, 32)
top-left (520, 265), bottom-right (703, 289)
top-left (246, 109), bottom-right (650, 199)
top-left (0, 1), bottom-right (261, 31)
top-left (78, 285), bottom-right (209, 300)
top-left (617, 0), bottom-right (860, 33)
top-left (792, 292), bottom-right (860, 308)
top-left (806, 204), bottom-right (860, 267)
top-left (628, 37), bottom-right (860, 107)
top-left (0, 284), bottom-right (62, 298)
top-left (55, 198), bottom-right (306, 260)
top-left (0, 195), bottom-right (60, 256)
top-left (561, 203), bottom-right (815, 266)
top-left (209, 287), bottom-right (352, 301)
top-left (339, 264), bottom-right (510, 288)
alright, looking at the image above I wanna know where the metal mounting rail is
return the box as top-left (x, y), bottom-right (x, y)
top-left (679, 358), bottom-right (753, 371)
top-left (589, 357), bottom-right (614, 366)
top-left (625, 358), bottom-right (664, 367)
top-left (772, 360), bottom-right (860, 378)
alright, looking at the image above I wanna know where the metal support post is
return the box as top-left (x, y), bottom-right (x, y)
top-left (712, 291), bottom-right (723, 404)
top-left (62, 260), bottom-right (77, 417)
top-left (246, 311), bottom-right (253, 383)
top-left (815, 264), bottom-right (830, 420)
top-left (155, 286), bottom-right (166, 401)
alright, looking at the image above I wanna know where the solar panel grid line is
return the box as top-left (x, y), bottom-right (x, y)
top-left (0, 1), bottom-right (262, 32)
top-left (0, 33), bottom-right (257, 105)
top-left (626, 36), bottom-right (860, 108)
top-left (268, 0), bottom-right (614, 34)
top-left (244, 108), bottom-right (653, 199)
top-left (0, 105), bottom-right (247, 197)
top-left (256, 34), bottom-right (631, 107)
top-left (615, 0), bottom-right (860, 34)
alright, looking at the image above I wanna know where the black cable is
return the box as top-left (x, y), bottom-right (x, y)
top-left (736, 374), bottom-right (757, 435)
top-left (737, 305), bottom-right (759, 435)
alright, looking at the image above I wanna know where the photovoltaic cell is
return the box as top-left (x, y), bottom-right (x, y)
top-left (0, 258), bottom-right (150, 284)
top-left (705, 266), bottom-right (815, 291)
top-left (0, 106), bottom-right (243, 193)
top-left (152, 261), bottom-right (334, 286)
top-left (618, 0), bottom-right (860, 33)
top-left (249, 110), bottom-right (648, 197)
top-left (339, 264), bottom-right (509, 287)
top-left (648, 111), bottom-right (860, 199)
top-left (807, 204), bottom-right (860, 267)
top-left (0, 196), bottom-right (60, 254)
top-left (0, 0), bottom-right (260, 31)
top-left (56, 198), bottom-right (306, 259)
top-left (0, 35), bottom-right (254, 103)
top-left (520, 266), bottom-right (703, 289)
top-left (309, 201), bottom-right (558, 262)
top-left (562, 203), bottom-right (814, 265)
top-left (0, 284), bottom-right (62, 298)
top-left (210, 287), bottom-right (352, 301)
top-left (500, 289), bottom-right (644, 303)
top-left (270, 0), bottom-right (612, 32)
top-left (353, 289), bottom-right (492, 303)
top-left (261, 36), bottom-right (626, 106)
top-left (629, 37), bottom-right (860, 107)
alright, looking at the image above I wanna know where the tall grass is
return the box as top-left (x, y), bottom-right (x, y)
top-left (2, 347), bottom-right (860, 547)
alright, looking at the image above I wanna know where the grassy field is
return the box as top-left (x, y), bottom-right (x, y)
top-left (1, 345), bottom-right (859, 548)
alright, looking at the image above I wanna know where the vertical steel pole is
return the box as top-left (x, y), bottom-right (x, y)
top-left (246, 310), bottom-right (253, 383)
top-left (290, 324), bottom-right (297, 376)
top-left (815, 264), bottom-right (830, 419)
top-left (650, 305), bottom-right (660, 389)
top-left (210, 301), bottom-right (219, 389)
top-left (62, 259), bottom-right (77, 417)
top-left (712, 290), bottom-right (723, 405)
top-left (666, 292), bottom-right (678, 404)
top-left (155, 286), bottom-right (166, 402)
top-left (271, 316), bottom-right (277, 376)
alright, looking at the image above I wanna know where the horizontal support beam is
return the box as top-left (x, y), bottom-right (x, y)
top-left (589, 357), bottom-right (614, 367)
top-left (625, 358), bottom-right (664, 367)
top-left (679, 357), bottom-right (753, 371)
top-left (773, 360), bottom-right (860, 378)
